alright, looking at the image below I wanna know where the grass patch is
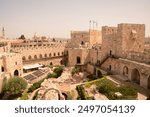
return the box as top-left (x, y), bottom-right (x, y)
top-left (85, 77), bottom-right (137, 100)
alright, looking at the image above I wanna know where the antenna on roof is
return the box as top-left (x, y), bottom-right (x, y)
top-left (2, 27), bottom-right (5, 37)
top-left (89, 20), bottom-right (91, 30)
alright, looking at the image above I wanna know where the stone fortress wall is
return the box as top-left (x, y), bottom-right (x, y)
top-left (0, 23), bottom-right (150, 91)
top-left (67, 23), bottom-right (150, 89)
top-left (10, 39), bottom-right (67, 66)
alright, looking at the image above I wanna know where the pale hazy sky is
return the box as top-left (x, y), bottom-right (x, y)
top-left (0, 0), bottom-right (150, 38)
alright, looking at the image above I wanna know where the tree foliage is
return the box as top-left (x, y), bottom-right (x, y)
top-left (3, 77), bottom-right (27, 95)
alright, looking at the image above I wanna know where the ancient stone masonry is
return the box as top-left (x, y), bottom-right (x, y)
top-left (0, 23), bottom-right (150, 92)
top-left (67, 23), bottom-right (150, 90)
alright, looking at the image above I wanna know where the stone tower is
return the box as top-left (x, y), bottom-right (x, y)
top-left (117, 23), bottom-right (145, 57)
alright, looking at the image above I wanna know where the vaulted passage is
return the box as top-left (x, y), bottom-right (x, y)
top-left (14, 70), bottom-right (19, 76)
top-left (131, 68), bottom-right (140, 84)
top-left (148, 76), bottom-right (150, 89)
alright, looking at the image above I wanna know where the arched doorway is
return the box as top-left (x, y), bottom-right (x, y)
top-left (81, 41), bottom-right (84, 45)
top-left (60, 60), bottom-right (63, 65)
top-left (39, 54), bottom-right (42, 59)
top-left (14, 70), bottom-right (19, 76)
top-left (76, 56), bottom-right (81, 64)
top-left (34, 55), bottom-right (37, 59)
top-left (123, 66), bottom-right (128, 77)
top-left (131, 68), bottom-right (140, 84)
top-left (93, 68), bottom-right (96, 75)
top-left (28, 55), bottom-right (32, 60)
top-left (1, 66), bottom-right (4, 72)
top-left (22, 56), bottom-right (26, 61)
top-left (50, 62), bottom-right (53, 66)
top-left (148, 76), bottom-right (150, 89)
top-left (97, 70), bottom-right (102, 78)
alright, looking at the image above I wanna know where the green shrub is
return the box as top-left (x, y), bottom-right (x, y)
top-left (76, 85), bottom-right (86, 100)
top-left (53, 66), bottom-right (63, 76)
top-left (87, 74), bottom-right (97, 81)
top-left (71, 67), bottom-right (80, 76)
top-left (47, 66), bottom-right (63, 79)
top-left (28, 79), bottom-right (44, 93)
top-left (76, 85), bottom-right (92, 100)
top-left (47, 72), bottom-right (58, 78)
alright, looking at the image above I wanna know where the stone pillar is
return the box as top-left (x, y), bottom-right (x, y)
top-left (128, 68), bottom-right (132, 81)
top-left (140, 74), bottom-right (148, 89)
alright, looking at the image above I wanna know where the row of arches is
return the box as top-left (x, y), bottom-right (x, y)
top-left (49, 60), bottom-right (63, 66)
top-left (22, 52), bottom-right (64, 61)
top-left (122, 66), bottom-right (150, 89)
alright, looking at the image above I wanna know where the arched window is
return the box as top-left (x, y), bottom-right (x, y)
top-left (54, 53), bottom-right (56, 56)
top-left (50, 62), bottom-right (53, 66)
top-left (123, 66), bottom-right (128, 76)
top-left (34, 55), bottom-right (37, 59)
top-left (45, 54), bottom-right (47, 58)
top-left (28, 55), bottom-right (32, 60)
top-left (39, 54), bottom-right (42, 59)
top-left (1, 66), bottom-right (4, 72)
top-left (76, 56), bottom-right (81, 64)
top-left (58, 52), bottom-right (60, 56)
top-left (22, 56), bottom-right (26, 61)
top-left (49, 53), bottom-right (51, 57)
top-left (81, 41), bottom-right (84, 45)
top-left (60, 60), bottom-right (63, 65)
top-left (14, 69), bottom-right (19, 76)
top-left (62, 52), bottom-right (64, 55)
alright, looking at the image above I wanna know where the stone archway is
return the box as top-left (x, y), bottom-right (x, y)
top-left (148, 76), bottom-right (150, 89)
top-left (14, 70), bottom-right (19, 76)
top-left (34, 55), bottom-right (37, 59)
top-left (131, 68), bottom-right (140, 84)
top-left (60, 60), bottom-right (63, 65)
top-left (97, 70), bottom-right (102, 78)
top-left (62, 93), bottom-right (68, 100)
top-left (22, 56), bottom-right (26, 61)
top-left (50, 62), bottom-right (53, 66)
top-left (123, 66), bottom-right (128, 77)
